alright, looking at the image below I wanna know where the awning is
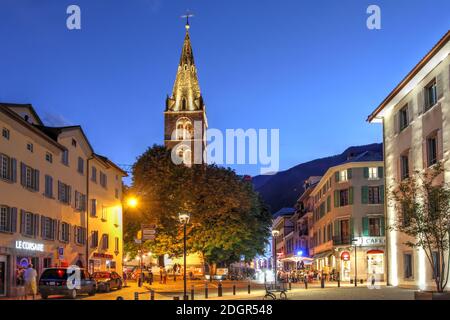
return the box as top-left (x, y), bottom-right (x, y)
top-left (313, 251), bottom-right (334, 260)
top-left (367, 249), bottom-right (384, 254)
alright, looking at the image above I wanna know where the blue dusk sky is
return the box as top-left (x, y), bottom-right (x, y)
top-left (0, 0), bottom-right (449, 179)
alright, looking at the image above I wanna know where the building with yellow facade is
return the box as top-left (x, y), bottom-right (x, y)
top-left (0, 103), bottom-right (126, 297)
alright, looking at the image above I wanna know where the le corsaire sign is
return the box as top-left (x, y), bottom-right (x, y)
top-left (15, 240), bottom-right (44, 252)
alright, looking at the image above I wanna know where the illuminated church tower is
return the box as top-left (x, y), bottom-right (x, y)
top-left (164, 19), bottom-right (208, 165)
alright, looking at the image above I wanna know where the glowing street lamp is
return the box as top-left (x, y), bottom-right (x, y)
top-left (127, 197), bottom-right (138, 208)
top-left (179, 212), bottom-right (191, 300)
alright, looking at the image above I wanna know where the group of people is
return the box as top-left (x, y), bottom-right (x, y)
top-left (16, 264), bottom-right (38, 300)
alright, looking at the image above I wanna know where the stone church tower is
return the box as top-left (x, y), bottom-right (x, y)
top-left (164, 20), bottom-right (208, 165)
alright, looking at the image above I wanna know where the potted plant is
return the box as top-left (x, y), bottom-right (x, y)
top-left (390, 162), bottom-right (450, 300)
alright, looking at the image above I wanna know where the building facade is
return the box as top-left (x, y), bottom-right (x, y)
top-left (0, 103), bottom-right (126, 297)
top-left (308, 152), bottom-right (386, 282)
top-left (271, 208), bottom-right (295, 271)
top-left (368, 31), bottom-right (450, 290)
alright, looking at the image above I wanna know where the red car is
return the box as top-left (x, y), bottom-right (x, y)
top-left (92, 271), bottom-right (123, 292)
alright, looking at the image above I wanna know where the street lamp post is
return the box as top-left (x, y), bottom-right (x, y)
top-left (271, 230), bottom-right (280, 286)
top-left (352, 238), bottom-right (358, 287)
top-left (179, 212), bottom-right (191, 300)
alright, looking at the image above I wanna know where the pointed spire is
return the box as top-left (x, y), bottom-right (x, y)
top-left (179, 31), bottom-right (195, 66)
top-left (167, 19), bottom-right (203, 112)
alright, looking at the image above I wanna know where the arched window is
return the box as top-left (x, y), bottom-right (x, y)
top-left (176, 117), bottom-right (193, 140)
top-left (181, 98), bottom-right (187, 110)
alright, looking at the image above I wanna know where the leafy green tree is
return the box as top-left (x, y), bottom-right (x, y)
top-left (390, 162), bottom-right (450, 292)
top-left (123, 145), bottom-right (272, 274)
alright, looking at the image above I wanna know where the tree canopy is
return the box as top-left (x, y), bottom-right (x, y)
top-left (123, 145), bottom-right (272, 271)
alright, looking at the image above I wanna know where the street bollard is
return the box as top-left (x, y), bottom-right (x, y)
top-left (218, 282), bottom-right (223, 297)
top-left (248, 282), bottom-right (251, 294)
top-left (337, 278), bottom-right (340, 288)
top-left (191, 285), bottom-right (195, 301)
top-left (360, 279), bottom-right (364, 284)
top-left (233, 284), bottom-right (236, 295)
top-left (150, 289), bottom-right (155, 300)
top-left (289, 281), bottom-right (292, 290)
top-left (304, 278), bottom-right (308, 289)
top-left (205, 283), bottom-right (208, 299)
top-left (116, 296), bottom-right (124, 300)
top-left (321, 277), bottom-right (325, 288)
top-left (134, 292), bottom-right (139, 300)
top-left (173, 296), bottom-right (180, 300)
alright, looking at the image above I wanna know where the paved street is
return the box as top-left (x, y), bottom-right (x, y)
top-left (77, 279), bottom-right (415, 301)
top-left (1, 278), bottom-right (414, 300)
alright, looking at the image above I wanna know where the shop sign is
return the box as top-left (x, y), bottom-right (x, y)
top-left (353, 237), bottom-right (385, 247)
top-left (341, 251), bottom-right (351, 261)
top-left (15, 240), bottom-right (44, 252)
top-left (93, 253), bottom-right (114, 259)
top-left (58, 247), bottom-right (64, 259)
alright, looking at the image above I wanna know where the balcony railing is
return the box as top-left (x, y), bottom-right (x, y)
top-left (332, 235), bottom-right (351, 246)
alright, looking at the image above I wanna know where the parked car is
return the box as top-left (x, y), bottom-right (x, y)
top-left (92, 271), bottom-right (122, 292)
top-left (39, 267), bottom-right (96, 299)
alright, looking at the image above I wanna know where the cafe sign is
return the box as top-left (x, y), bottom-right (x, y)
top-left (16, 240), bottom-right (44, 252)
top-left (353, 237), bottom-right (385, 247)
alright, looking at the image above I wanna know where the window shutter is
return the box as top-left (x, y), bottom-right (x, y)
top-left (436, 72), bottom-right (444, 100)
top-left (380, 185), bottom-right (385, 204)
top-left (394, 111), bottom-right (400, 134)
top-left (52, 219), bottom-right (57, 240)
top-left (362, 217), bottom-right (369, 236)
top-left (57, 181), bottom-right (61, 200)
top-left (41, 216), bottom-right (45, 238)
top-left (349, 187), bottom-right (354, 205)
top-left (33, 169), bottom-right (40, 191)
top-left (57, 220), bottom-right (61, 241)
top-left (347, 168), bottom-right (352, 179)
top-left (33, 214), bottom-right (39, 238)
top-left (378, 167), bottom-right (384, 179)
top-left (380, 217), bottom-right (385, 236)
top-left (10, 207), bottom-right (17, 233)
top-left (68, 186), bottom-right (72, 205)
top-left (334, 171), bottom-right (340, 183)
top-left (68, 224), bottom-right (71, 242)
top-left (74, 226), bottom-right (78, 244)
top-left (350, 218), bottom-right (354, 239)
top-left (334, 190), bottom-right (339, 207)
top-left (10, 158), bottom-right (17, 183)
top-left (20, 162), bottom-right (26, 186)
top-left (327, 196), bottom-right (331, 212)
top-left (361, 186), bottom-right (369, 204)
top-left (334, 220), bottom-right (340, 237)
top-left (20, 210), bottom-right (25, 234)
top-left (417, 89), bottom-right (425, 115)
top-left (363, 167), bottom-right (369, 179)
top-left (5, 207), bottom-right (12, 232)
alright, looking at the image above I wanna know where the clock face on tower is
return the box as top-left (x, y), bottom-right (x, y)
top-left (164, 22), bottom-right (207, 165)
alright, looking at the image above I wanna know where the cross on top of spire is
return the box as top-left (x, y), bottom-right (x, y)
top-left (181, 10), bottom-right (194, 31)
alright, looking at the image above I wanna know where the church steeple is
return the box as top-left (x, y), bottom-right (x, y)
top-left (164, 18), bottom-right (208, 166)
top-left (166, 22), bottom-right (203, 112)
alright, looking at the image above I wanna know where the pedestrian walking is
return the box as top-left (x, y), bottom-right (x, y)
top-left (148, 270), bottom-right (153, 285)
top-left (123, 271), bottom-right (128, 287)
top-left (23, 264), bottom-right (37, 300)
top-left (163, 268), bottom-right (167, 284)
